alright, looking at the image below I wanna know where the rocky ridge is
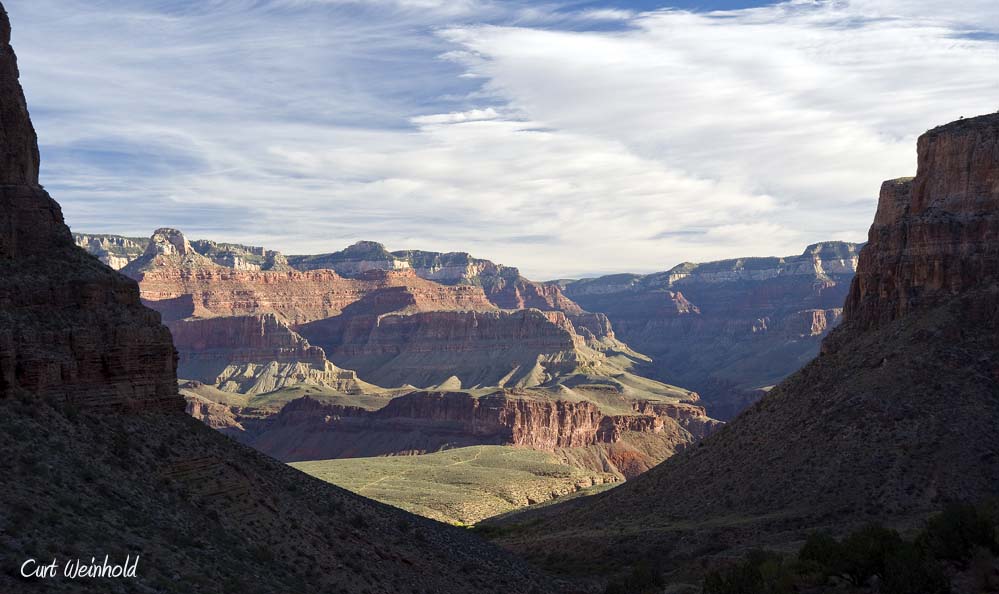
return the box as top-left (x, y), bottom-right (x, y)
top-left (72, 232), bottom-right (148, 269)
top-left (168, 314), bottom-right (379, 394)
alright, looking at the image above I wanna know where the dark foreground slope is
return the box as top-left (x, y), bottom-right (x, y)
top-left (0, 6), bottom-right (553, 592)
top-left (487, 114), bottom-right (999, 576)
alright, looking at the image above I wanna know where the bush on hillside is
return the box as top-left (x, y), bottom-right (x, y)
top-left (702, 550), bottom-right (793, 594)
top-left (881, 541), bottom-right (950, 594)
top-left (604, 560), bottom-right (665, 594)
top-left (917, 502), bottom-right (999, 565)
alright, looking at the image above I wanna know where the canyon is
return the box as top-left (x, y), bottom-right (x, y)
top-left (73, 224), bottom-right (723, 485)
top-left (0, 6), bottom-right (555, 591)
top-left (484, 113), bottom-right (999, 582)
top-left (76, 228), bottom-right (861, 420)
top-left (556, 241), bottom-right (861, 418)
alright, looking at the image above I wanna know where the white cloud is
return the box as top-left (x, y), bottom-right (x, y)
top-left (4, 0), bottom-right (998, 279)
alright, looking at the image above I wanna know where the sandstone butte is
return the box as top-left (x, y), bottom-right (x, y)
top-left (0, 5), bottom-right (558, 592)
top-left (484, 112), bottom-right (999, 578)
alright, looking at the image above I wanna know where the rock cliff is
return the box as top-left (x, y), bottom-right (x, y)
top-left (229, 389), bottom-right (719, 478)
top-left (72, 232), bottom-right (148, 269)
top-left (0, 12), bottom-right (177, 410)
top-left (488, 114), bottom-right (999, 576)
top-left (122, 233), bottom-right (498, 325)
top-left (169, 314), bottom-right (377, 394)
top-left (560, 241), bottom-right (860, 418)
top-left (845, 115), bottom-right (999, 329)
top-left (287, 242), bottom-right (584, 312)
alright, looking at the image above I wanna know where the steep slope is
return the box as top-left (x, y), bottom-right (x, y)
top-left (0, 7), bottom-right (555, 592)
top-left (488, 113), bottom-right (999, 576)
top-left (299, 307), bottom-right (626, 389)
top-left (560, 241), bottom-right (860, 418)
top-left (168, 314), bottom-right (383, 395)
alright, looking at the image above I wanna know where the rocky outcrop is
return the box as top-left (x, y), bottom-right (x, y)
top-left (72, 232), bottom-right (148, 269)
top-left (190, 238), bottom-right (291, 271)
top-left (845, 115), bottom-right (999, 329)
top-left (561, 242), bottom-right (860, 418)
top-left (490, 114), bottom-right (999, 576)
top-left (301, 308), bottom-right (630, 389)
top-left (168, 314), bottom-right (373, 394)
top-left (285, 242), bottom-right (585, 313)
top-left (288, 240), bottom-right (412, 275)
top-left (123, 234), bottom-right (499, 325)
top-left (0, 12), bottom-right (178, 410)
top-left (234, 390), bottom-right (719, 477)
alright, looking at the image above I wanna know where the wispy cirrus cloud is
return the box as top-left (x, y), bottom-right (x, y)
top-left (4, 0), bottom-right (998, 279)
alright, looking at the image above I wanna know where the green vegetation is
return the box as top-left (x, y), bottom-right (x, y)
top-left (290, 445), bottom-right (619, 525)
top-left (703, 550), bottom-right (793, 594)
top-left (704, 502), bottom-right (999, 594)
top-left (603, 561), bottom-right (664, 594)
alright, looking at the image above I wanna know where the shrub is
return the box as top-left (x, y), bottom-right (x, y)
top-left (837, 523), bottom-right (903, 586)
top-left (881, 541), bottom-right (950, 594)
top-left (604, 561), bottom-right (664, 594)
top-left (918, 502), bottom-right (999, 565)
top-left (349, 513), bottom-right (369, 529)
top-left (798, 531), bottom-right (841, 573)
top-left (703, 550), bottom-right (793, 594)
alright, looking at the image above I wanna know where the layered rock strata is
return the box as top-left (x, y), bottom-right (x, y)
top-left (228, 389), bottom-right (719, 478)
top-left (560, 242), bottom-right (860, 418)
top-left (169, 314), bottom-right (372, 394)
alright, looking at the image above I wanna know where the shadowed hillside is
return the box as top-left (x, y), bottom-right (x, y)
top-left (484, 113), bottom-right (999, 583)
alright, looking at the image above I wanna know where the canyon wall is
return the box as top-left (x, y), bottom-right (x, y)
top-left (844, 116), bottom-right (999, 330)
top-left (0, 15), bottom-right (178, 410)
top-left (169, 314), bottom-right (372, 394)
top-left (229, 389), bottom-right (719, 478)
top-left (73, 233), bottom-right (148, 269)
top-left (560, 241), bottom-right (860, 418)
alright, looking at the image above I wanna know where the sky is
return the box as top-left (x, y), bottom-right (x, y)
top-left (5, 0), bottom-right (999, 279)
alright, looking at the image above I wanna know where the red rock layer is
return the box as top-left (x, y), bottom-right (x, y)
top-left (845, 114), bottom-right (999, 329)
top-left (238, 391), bottom-right (719, 465)
top-left (132, 266), bottom-right (496, 325)
top-left (168, 314), bottom-right (328, 367)
top-left (485, 278), bottom-right (584, 314)
top-left (0, 8), bottom-right (178, 410)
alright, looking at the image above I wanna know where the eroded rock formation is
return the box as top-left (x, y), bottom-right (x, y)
top-left (0, 14), bottom-right (177, 410)
top-left (560, 241), bottom-right (860, 418)
top-left (169, 314), bottom-right (374, 394)
top-left (225, 389), bottom-right (718, 478)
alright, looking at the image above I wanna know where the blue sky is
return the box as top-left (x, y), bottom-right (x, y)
top-left (5, 0), bottom-right (999, 278)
